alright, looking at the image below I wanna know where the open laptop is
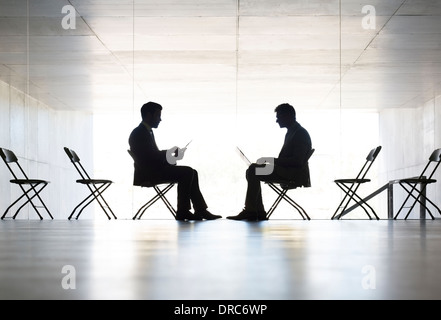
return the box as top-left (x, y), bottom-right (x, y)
top-left (184, 140), bottom-right (192, 149)
top-left (236, 146), bottom-right (252, 166)
top-left (172, 140), bottom-right (192, 157)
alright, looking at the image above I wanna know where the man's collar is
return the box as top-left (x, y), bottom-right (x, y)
top-left (287, 121), bottom-right (300, 132)
top-left (142, 121), bottom-right (152, 132)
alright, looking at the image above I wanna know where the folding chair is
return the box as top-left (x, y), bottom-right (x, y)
top-left (331, 146), bottom-right (382, 220)
top-left (265, 148), bottom-right (315, 220)
top-left (127, 150), bottom-right (177, 220)
top-left (64, 147), bottom-right (117, 220)
top-left (393, 148), bottom-right (441, 220)
top-left (0, 147), bottom-right (53, 220)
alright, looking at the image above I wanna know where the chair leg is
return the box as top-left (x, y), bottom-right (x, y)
top-left (398, 182), bottom-right (438, 220)
top-left (137, 185), bottom-right (173, 219)
top-left (266, 188), bottom-right (285, 219)
top-left (336, 183), bottom-right (372, 219)
top-left (154, 185), bottom-right (177, 218)
top-left (331, 182), bottom-right (357, 219)
top-left (2, 183), bottom-right (51, 220)
top-left (407, 191), bottom-right (441, 219)
top-left (136, 184), bottom-right (174, 219)
top-left (394, 182), bottom-right (421, 220)
top-left (279, 190), bottom-right (310, 220)
top-left (2, 187), bottom-right (37, 219)
top-left (133, 193), bottom-right (162, 220)
top-left (135, 184), bottom-right (176, 220)
top-left (69, 183), bottom-right (113, 220)
top-left (31, 184), bottom-right (53, 219)
top-left (69, 184), bottom-right (106, 219)
top-left (403, 185), bottom-right (433, 220)
top-left (76, 183), bottom-right (114, 220)
top-left (341, 186), bottom-right (379, 220)
top-left (266, 183), bottom-right (309, 220)
top-left (268, 188), bottom-right (308, 220)
top-left (93, 184), bottom-right (118, 220)
top-left (394, 183), bottom-right (429, 220)
top-left (334, 182), bottom-right (377, 220)
top-left (12, 184), bottom-right (46, 220)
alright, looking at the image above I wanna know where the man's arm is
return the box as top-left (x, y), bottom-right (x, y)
top-left (274, 128), bottom-right (311, 167)
top-left (129, 126), bottom-right (168, 167)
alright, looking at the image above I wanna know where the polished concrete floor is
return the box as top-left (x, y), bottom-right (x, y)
top-left (1, 217), bottom-right (441, 300)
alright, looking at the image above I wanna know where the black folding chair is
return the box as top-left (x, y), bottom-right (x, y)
top-left (393, 148), bottom-right (441, 220)
top-left (331, 146), bottom-right (382, 220)
top-left (265, 148), bottom-right (315, 220)
top-left (64, 147), bottom-right (117, 220)
top-left (0, 147), bottom-right (53, 220)
top-left (127, 150), bottom-right (177, 220)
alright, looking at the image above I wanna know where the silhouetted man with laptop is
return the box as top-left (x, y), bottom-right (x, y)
top-left (129, 101), bottom-right (221, 221)
top-left (228, 103), bottom-right (312, 221)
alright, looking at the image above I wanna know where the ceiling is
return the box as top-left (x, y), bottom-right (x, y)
top-left (0, 0), bottom-right (441, 114)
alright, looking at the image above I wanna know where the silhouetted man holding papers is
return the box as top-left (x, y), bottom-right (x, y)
top-left (228, 103), bottom-right (312, 221)
top-left (129, 102), bottom-right (221, 221)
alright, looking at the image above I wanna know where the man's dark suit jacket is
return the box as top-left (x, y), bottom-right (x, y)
top-left (273, 121), bottom-right (312, 187)
top-left (128, 122), bottom-right (169, 186)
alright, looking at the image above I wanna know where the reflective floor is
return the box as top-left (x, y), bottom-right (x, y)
top-left (0, 218), bottom-right (441, 300)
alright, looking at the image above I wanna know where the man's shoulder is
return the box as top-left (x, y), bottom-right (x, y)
top-left (289, 122), bottom-right (309, 136)
top-left (131, 123), bottom-right (146, 134)
top-left (295, 122), bottom-right (310, 134)
top-left (129, 123), bottom-right (147, 140)
top-left (298, 125), bottom-right (310, 135)
top-left (292, 123), bottom-right (311, 145)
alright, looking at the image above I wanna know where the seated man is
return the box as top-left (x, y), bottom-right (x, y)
top-left (228, 103), bottom-right (312, 221)
top-left (128, 101), bottom-right (221, 221)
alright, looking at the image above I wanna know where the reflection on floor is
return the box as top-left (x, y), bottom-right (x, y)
top-left (0, 218), bottom-right (440, 300)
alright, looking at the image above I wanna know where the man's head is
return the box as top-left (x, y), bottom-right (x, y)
top-left (141, 101), bottom-right (162, 128)
top-left (275, 103), bottom-right (296, 128)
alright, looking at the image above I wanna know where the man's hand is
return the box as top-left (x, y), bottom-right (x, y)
top-left (256, 157), bottom-right (275, 175)
top-left (166, 146), bottom-right (187, 165)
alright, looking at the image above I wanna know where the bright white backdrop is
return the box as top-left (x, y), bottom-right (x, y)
top-left (93, 107), bottom-right (380, 220)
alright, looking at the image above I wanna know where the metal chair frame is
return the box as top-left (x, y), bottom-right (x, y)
top-left (265, 148), bottom-right (315, 220)
top-left (64, 147), bottom-right (117, 220)
top-left (127, 150), bottom-right (177, 220)
top-left (393, 148), bottom-right (441, 220)
top-left (331, 146), bottom-right (382, 220)
top-left (0, 147), bottom-right (53, 220)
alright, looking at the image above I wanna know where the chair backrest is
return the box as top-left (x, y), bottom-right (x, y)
top-left (0, 147), bottom-right (18, 163)
top-left (64, 147), bottom-right (91, 180)
top-left (302, 148), bottom-right (315, 188)
top-left (419, 148), bottom-right (441, 180)
top-left (366, 145), bottom-right (382, 162)
top-left (429, 148), bottom-right (441, 162)
top-left (356, 146), bottom-right (382, 179)
top-left (127, 149), bottom-right (137, 163)
top-left (0, 147), bottom-right (29, 180)
top-left (127, 149), bottom-right (158, 187)
top-left (64, 147), bottom-right (81, 163)
top-left (305, 148), bottom-right (315, 163)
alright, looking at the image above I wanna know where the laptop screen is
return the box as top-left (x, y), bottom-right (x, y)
top-left (236, 147), bottom-right (251, 166)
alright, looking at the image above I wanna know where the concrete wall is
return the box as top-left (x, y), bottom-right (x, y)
top-left (0, 79), bottom-right (94, 220)
top-left (379, 95), bottom-right (441, 219)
